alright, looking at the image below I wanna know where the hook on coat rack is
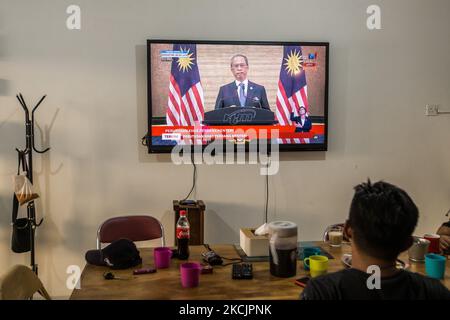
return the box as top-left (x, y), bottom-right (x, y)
top-left (16, 94), bottom-right (50, 154)
top-left (31, 95), bottom-right (50, 153)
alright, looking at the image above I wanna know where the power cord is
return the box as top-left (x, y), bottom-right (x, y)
top-left (264, 155), bottom-right (271, 223)
top-left (202, 244), bottom-right (242, 266)
top-left (141, 133), bottom-right (149, 146)
top-left (181, 151), bottom-right (197, 202)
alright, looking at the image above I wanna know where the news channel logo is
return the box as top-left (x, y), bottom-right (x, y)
top-left (302, 53), bottom-right (318, 68)
top-left (160, 50), bottom-right (189, 61)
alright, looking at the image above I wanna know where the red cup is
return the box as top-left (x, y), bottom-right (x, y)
top-left (424, 234), bottom-right (440, 254)
top-left (154, 247), bottom-right (172, 269)
top-left (180, 262), bottom-right (202, 288)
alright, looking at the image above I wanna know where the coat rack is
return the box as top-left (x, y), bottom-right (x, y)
top-left (15, 93), bottom-right (49, 275)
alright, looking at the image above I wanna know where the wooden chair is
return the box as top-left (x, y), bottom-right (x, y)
top-left (96, 215), bottom-right (165, 249)
top-left (0, 265), bottom-right (51, 300)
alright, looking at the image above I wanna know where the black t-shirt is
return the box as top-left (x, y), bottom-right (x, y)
top-left (301, 268), bottom-right (450, 300)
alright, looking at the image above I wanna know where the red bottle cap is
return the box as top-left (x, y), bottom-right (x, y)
top-left (180, 210), bottom-right (187, 216)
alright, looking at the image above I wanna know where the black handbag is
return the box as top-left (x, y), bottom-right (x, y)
top-left (11, 151), bottom-right (31, 253)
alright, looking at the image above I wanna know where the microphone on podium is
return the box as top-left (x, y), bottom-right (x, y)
top-left (252, 96), bottom-right (263, 109)
top-left (215, 96), bottom-right (238, 109)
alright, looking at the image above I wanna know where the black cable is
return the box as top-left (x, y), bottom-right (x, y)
top-left (264, 156), bottom-right (270, 223)
top-left (203, 244), bottom-right (242, 266)
top-left (221, 260), bottom-right (243, 267)
top-left (182, 151), bottom-right (196, 201)
top-left (141, 134), bottom-right (147, 146)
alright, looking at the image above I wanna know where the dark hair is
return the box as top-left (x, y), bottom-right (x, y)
top-left (348, 179), bottom-right (418, 260)
top-left (230, 54), bottom-right (249, 67)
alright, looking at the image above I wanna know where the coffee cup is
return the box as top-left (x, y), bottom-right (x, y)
top-left (154, 247), bottom-right (172, 269)
top-left (408, 237), bottom-right (430, 262)
top-left (180, 262), bottom-right (202, 288)
top-left (328, 226), bottom-right (344, 247)
top-left (302, 248), bottom-right (322, 270)
top-left (303, 255), bottom-right (329, 278)
top-left (424, 234), bottom-right (440, 254)
top-left (425, 253), bottom-right (446, 279)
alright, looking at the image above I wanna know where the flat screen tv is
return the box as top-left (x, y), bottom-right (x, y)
top-left (147, 40), bottom-right (329, 153)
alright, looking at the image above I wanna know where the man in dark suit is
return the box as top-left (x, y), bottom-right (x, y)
top-left (214, 54), bottom-right (270, 110)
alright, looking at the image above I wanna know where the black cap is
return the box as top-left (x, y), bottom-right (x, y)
top-left (85, 238), bottom-right (142, 269)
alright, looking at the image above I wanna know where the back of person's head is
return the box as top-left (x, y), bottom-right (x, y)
top-left (348, 179), bottom-right (418, 260)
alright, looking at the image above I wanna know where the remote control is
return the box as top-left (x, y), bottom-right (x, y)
top-left (133, 267), bottom-right (156, 275)
top-left (232, 263), bottom-right (253, 279)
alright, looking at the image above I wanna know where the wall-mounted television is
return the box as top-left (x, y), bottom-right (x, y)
top-left (147, 40), bottom-right (329, 153)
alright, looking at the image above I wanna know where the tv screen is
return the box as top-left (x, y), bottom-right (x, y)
top-left (147, 40), bottom-right (329, 153)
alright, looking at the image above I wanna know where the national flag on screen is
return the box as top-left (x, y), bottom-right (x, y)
top-left (166, 44), bottom-right (204, 127)
top-left (275, 46), bottom-right (309, 144)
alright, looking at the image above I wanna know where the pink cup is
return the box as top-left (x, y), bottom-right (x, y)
top-left (154, 247), bottom-right (172, 269)
top-left (180, 262), bottom-right (202, 288)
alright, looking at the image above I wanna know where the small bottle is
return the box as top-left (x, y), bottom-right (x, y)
top-left (176, 210), bottom-right (190, 260)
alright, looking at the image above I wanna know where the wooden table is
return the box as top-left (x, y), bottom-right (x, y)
top-left (70, 243), bottom-right (449, 300)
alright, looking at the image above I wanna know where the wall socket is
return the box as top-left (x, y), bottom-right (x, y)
top-left (425, 104), bottom-right (439, 116)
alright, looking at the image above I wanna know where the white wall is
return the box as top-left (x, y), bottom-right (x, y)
top-left (0, 0), bottom-right (449, 298)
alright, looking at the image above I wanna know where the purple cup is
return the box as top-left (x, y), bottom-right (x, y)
top-left (154, 247), bottom-right (172, 269)
top-left (180, 262), bottom-right (202, 288)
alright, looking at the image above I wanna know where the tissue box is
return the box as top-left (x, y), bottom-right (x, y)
top-left (239, 228), bottom-right (269, 257)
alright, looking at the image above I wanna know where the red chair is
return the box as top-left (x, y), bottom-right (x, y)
top-left (96, 215), bottom-right (165, 249)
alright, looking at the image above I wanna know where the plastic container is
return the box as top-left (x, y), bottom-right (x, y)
top-left (268, 221), bottom-right (298, 277)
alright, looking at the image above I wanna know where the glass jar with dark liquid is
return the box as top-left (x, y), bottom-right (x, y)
top-left (268, 221), bottom-right (298, 278)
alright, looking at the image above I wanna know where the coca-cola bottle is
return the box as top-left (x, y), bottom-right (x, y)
top-left (176, 210), bottom-right (190, 260)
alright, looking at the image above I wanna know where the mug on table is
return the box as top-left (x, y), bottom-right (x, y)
top-left (303, 255), bottom-right (329, 278)
top-left (302, 247), bottom-right (322, 271)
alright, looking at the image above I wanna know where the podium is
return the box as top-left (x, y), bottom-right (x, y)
top-left (173, 200), bottom-right (205, 245)
top-left (202, 106), bottom-right (278, 126)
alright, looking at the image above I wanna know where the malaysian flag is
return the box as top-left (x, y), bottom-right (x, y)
top-left (166, 44), bottom-right (204, 127)
top-left (275, 46), bottom-right (309, 144)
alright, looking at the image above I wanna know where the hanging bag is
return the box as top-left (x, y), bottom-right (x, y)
top-left (11, 194), bottom-right (31, 253)
top-left (12, 152), bottom-right (39, 206)
top-left (11, 151), bottom-right (36, 253)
